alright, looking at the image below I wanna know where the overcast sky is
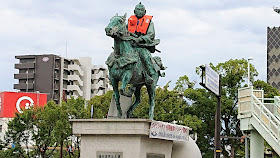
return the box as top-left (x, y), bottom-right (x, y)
top-left (1, 0), bottom-right (280, 91)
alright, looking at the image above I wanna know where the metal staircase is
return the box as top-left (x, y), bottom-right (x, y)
top-left (238, 86), bottom-right (280, 156)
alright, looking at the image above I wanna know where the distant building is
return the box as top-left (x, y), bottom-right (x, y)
top-left (14, 54), bottom-right (109, 104)
top-left (267, 27), bottom-right (280, 90)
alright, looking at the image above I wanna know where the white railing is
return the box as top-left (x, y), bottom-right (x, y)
top-left (251, 95), bottom-right (280, 141)
top-left (274, 97), bottom-right (280, 119)
top-left (238, 87), bottom-right (280, 142)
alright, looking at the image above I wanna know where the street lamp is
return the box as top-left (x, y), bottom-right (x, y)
top-left (248, 57), bottom-right (253, 87)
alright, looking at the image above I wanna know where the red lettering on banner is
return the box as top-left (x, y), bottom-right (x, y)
top-left (182, 127), bottom-right (187, 133)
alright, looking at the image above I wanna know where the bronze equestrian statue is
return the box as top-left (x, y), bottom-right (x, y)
top-left (105, 3), bottom-right (166, 120)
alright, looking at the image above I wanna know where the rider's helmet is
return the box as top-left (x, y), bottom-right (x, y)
top-left (134, 2), bottom-right (146, 18)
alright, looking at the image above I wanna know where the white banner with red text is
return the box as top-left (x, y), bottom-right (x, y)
top-left (149, 120), bottom-right (190, 141)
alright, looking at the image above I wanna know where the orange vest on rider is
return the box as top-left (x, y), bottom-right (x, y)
top-left (128, 15), bottom-right (153, 34)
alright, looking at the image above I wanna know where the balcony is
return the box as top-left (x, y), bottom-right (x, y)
top-left (92, 71), bottom-right (106, 80)
top-left (55, 63), bottom-right (60, 70)
top-left (95, 90), bottom-right (105, 96)
top-left (14, 73), bottom-right (35, 79)
top-left (54, 83), bottom-right (60, 90)
top-left (14, 83), bottom-right (34, 90)
top-left (53, 94), bottom-right (59, 100)
top-left (63, 84), bottom-right (68, 89)
top-left (63, 74), bottom-right (68, 79)
top-left (68, 65), bottom-right (84, 76)
top-left (15, 63), bottom-right (35, 69)
top-left (68, 75), bottom-right (83, 86)
top-left (54, 73), bottom-right (60, 80)
top-left (91, 80), bottom-right (105, 90)
top-left (67, 85), bottom-right (83, 96)
top-left (66, 95), bottom-right (78, 100)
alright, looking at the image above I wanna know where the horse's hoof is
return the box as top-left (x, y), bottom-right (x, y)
top-left (120, 89), bottom-right (124, 95)
top-left (127, 111), bottom-right (132, 118)
top-left (117, 111), bottom-right (122, 118)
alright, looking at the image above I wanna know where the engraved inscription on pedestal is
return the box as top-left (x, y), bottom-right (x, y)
top-left (146, 153), bottom-right (165, 158)
top-left (97, 151), bottom-right (123, 158)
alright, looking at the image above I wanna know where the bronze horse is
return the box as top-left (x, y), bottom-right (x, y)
top-left (105, 13), bottom-right (165, 119)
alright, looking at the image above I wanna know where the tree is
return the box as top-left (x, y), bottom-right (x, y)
top-left (87, 90), bottom-right (113, 118)
top-left (5, 99), bottom-right (84, 158)
top-left (130, 82), bottom-right (203, 135)
top-left (5, 107), bottom-right (36, 157)
top-left (253, 79), bottom-right (280, 98)
top-left (174, 75), bottom-right (195, 92)
top-left (64, 97), bottom-right (89, 119)
top-left (183, 58), bottom-right (259, 157)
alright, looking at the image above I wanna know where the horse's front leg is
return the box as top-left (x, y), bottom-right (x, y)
top-left (120, 71), bottom-right (132, 97)
top-left (146, 83), bottom-right (156, 120)
top-left (111, 78), bottom-right (122, 118)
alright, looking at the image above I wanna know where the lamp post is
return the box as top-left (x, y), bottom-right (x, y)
top-left (246, 57), bottom-right (253, 158)
top-left (248, 57), bottom-right (253, 87)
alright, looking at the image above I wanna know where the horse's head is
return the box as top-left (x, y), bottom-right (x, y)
top-left (105, 13), bottom-right (127, 38)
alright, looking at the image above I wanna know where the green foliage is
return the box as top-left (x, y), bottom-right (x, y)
top-left (5, 107), bottom-right (36, 157)
top-left (131, 82), bottom-right (203, 134)
top-left (88, 90), bottom-right (113, 118)
top-left (174, 75), bottom-right (195, 92)
top-left (182, 114), bottom-right (202, 131)
top-left (3, 58), bottom-right (278, 158)
top-left (187, 58), bottom-right (259, 157)
top-left (63, 97), bottom-right (89, 119)
top-left (184, 87), bottom-right (216, 157)
top-left (133, 83), bottom-right (181, 121)
top-left (4, 97), bottom-right (88, 157)
top-left (253, 80), bottom-right (280, 98)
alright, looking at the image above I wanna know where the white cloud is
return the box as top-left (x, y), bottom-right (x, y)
top-left (0, 0), bottom-right (279, 90)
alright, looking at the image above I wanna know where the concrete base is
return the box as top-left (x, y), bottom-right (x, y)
top-left (72, 119), bottom-right (173, 158)
top-left (107, 95), bottom-right (132, 119)
top-left (172, 139), bottom-right (202, 158)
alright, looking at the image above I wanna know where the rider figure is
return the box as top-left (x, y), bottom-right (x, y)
top-left (128, 2), bottom-right (160, 84)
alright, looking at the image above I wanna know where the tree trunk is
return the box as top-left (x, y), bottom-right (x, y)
top-left (60, 141), bottom-right (63, 158)
top-left (230, 142), bottom-right (234, 158)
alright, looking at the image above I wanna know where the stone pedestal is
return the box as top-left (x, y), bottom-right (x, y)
top-left (107, 95), bottom-right (132, 119)
top-left (71, 119), bottom-right (173, 158)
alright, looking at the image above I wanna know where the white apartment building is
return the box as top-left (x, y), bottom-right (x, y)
top-left (60, 57), bottom-right (109, 102)
top-left (14, 55), bottom-right (109, 103)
